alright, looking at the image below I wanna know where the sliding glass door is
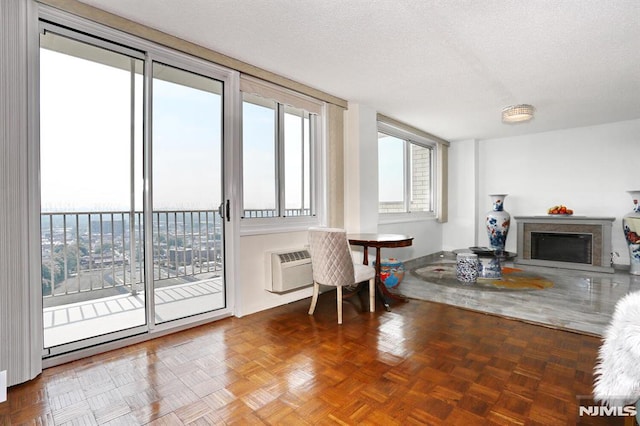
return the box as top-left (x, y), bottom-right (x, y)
top-left (151, 63), bottom-right (226, 324)
top-left (40, 28), bottom-right (147, 353)
top-left (39, 22), bottom-right (231, 356)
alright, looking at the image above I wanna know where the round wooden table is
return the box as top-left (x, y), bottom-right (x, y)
top-left (347, 233), bottom-right (413, 311)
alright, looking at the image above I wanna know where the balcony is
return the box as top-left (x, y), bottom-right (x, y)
top-left (242, 208), bottom-right (311, 218)
top-left (41, 210), bottom-right (225, 349)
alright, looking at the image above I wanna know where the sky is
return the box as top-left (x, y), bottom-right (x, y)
top-left (40, 36), bottom-right (309, 213)
top-left (40, 47), bottom-right (142, 211)
top-left (378, 134), bottom-right (404, 202)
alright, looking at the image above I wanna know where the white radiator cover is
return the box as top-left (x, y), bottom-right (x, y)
top-left (266, 248), bottom-right (313, 293)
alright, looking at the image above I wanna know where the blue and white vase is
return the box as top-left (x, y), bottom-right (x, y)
top-left (623, 190), bottom-right (640, 275)
top-left (485, 194), bottom-right (511, 254)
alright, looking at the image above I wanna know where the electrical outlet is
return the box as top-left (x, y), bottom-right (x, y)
top-left (0, 370), bottom-right (6, 403)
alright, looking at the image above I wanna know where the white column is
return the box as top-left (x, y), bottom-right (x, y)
top-left (0, 0), bottom-right (43, 386)
top-left (343, 103), bottom-right (379, 233)
top-left (442, 139), bottom-right (479, 251)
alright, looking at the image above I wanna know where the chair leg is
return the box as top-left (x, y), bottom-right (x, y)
top-left (369, 277), bottom-right (375, 313)
top-left (308, 282), bottom-right (319, 315)
top-left (337, 286), bottom-right (343, 324)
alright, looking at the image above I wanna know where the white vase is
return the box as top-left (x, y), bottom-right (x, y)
top-left (485, 194), bottom-right (511, 254)
top-left (623, 190), bottom-right (640, 275)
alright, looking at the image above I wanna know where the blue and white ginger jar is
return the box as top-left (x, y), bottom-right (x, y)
top-left (485, 194), bottom-right (510, 254)
top-left (623, 190), bottom-right (640, 275)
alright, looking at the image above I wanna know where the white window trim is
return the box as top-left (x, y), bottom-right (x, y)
top-left (377, 121), bottom-right (437, 221)
top-left (239, 79), bottom-right (326, 236)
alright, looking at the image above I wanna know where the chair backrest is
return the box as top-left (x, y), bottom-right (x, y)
top-left (308, 227), bottom-right (355, 288)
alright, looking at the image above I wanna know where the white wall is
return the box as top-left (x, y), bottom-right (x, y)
top-left (344, 103), bottom-right (379, 233)
top-left (378, 219), bottom-right (443, 260)
top-left (442, 139), bottom-right (479, 251)
top-left (345, 102), bottom-right (445, 262)
top-left (473, 119), bottom-right (640, 266)
top-left (236, 231), bottom-right (314, 317)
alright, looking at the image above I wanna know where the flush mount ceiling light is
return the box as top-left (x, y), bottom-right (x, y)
top-left (502, 104), bottom-right (535, 123)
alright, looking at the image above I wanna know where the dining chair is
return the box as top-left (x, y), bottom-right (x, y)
top-left (307, 227), bottom-right (376, 324)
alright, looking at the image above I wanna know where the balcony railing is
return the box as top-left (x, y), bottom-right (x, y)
top-left (41, 210), bottom-right (222, 304)
top-left (242, 208), bottom-right (312, 218)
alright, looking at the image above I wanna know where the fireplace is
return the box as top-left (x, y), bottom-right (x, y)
top-left (531, 232), bottom-right (592, 264)
top-left (515, 216), bottom-right (615, 273)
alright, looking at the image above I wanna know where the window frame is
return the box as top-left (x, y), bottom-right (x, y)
top-left (239, 78), bottom-right (325, 236)
top-left (377, 120), bottom-right (437, 224)
top-left (35, 5), bottom-right (241, 361)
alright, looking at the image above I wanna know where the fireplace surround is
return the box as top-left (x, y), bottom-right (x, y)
top-left (515, 216), bottom-right (615, 273)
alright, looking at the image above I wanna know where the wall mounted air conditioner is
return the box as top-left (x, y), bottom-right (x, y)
top-left (266, 248), bottom-right (313, 293)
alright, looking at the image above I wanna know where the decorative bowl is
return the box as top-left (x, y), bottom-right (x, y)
top-left (547, 205), bottom-right (573, 215)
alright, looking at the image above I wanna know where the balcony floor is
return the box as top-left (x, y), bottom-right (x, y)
top-left (43, 277), bottom-right (224, 348)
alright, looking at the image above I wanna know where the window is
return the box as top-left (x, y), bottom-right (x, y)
top-left (378, 122), bottom-right (435, 215)
top-left (241, 77), bottom-right (322, 225)
top-left (242, 94), bottom-right (277, 216)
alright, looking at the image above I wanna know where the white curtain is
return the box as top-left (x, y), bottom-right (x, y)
top-left (326, 103), bottom-right (345, 228)
top-left (0, 0), bottom-right (43, 386)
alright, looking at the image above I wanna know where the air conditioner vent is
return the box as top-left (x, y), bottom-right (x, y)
top-left (278, 250), bottom-right (310, 263)
top-left (266, 248), bottom-right (313, 293)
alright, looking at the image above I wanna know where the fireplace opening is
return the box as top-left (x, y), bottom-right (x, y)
top-left (531, 232), bottom-right (593, 264)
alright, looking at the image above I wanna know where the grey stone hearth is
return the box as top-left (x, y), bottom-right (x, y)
top-left (515, 216), bottom-right (615, 273)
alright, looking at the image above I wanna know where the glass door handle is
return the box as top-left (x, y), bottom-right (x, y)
top-left (218, 200), bottom-right (230, 222)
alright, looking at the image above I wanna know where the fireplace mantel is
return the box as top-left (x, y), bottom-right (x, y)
top-left (514, 216), bottom-right (615, 273)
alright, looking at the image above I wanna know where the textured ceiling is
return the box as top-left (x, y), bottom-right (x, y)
top-left (77, 0), bottom-right (640, 142)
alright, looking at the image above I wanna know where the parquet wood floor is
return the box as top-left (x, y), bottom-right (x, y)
top-left (0, 294), bottom-right (624, 425)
